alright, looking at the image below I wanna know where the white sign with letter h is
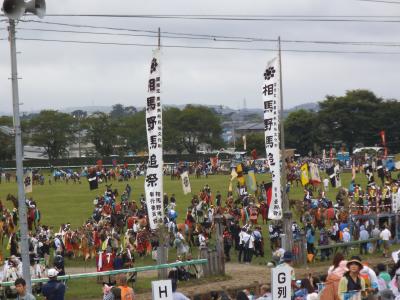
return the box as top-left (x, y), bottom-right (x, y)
top-left (152, 279), bottom-right (173, 300)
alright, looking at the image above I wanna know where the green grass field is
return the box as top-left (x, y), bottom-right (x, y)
top-left (0, 169), bottom-right (395, 299)
top-left (0, 170), bottom-right (374, 228)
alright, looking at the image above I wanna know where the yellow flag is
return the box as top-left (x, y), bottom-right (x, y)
top-left (230, 169), bottom-right (238, 181)
top-left (300, 163), bottom-right (309, 186)
top-left (238, 176), bottom-right (246, 187)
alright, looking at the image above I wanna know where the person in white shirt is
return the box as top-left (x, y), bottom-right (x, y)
top-left (198, 232), bottom-right (207, 248)
top-left (380, 226), bottom-right (392, 257)
top-left (243, 229), bottom-right (254, 264)
top-left (323, 178), bottom-right (330, 192)
top-left (238, 227), bottom-right (247, 263)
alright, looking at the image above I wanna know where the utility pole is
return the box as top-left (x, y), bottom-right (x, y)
top-left (8, 19), bottom-right (32, 292)
top-left (158, 27), bottom-right (161, 49)
top-left (278, 36), bottom-right (293, 252)
top-left (155, 27), bottom-right (168, 278)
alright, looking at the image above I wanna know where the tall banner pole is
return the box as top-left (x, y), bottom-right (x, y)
top-left (263, 46), bottom-right (282, 221)
top-left (278, 37), bottom-right (294, 252)
top-left (144, 49), bottom-right (164, 230)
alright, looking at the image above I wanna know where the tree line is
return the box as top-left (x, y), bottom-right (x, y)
top-left (238, 90), bottom-right (400, 156)
top-left (0, 89), bottom-right (398, 162)
top-left (0, 104), bottom-right (223, 161)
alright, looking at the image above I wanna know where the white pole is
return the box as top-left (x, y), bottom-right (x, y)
top-left (8, 19), bottom-right (32, 292)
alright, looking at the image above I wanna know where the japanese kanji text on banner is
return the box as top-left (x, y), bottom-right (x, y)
top-left (145, 49), bottom-right (164, 230)
top-left (263, 57), bottom-right (282, 220)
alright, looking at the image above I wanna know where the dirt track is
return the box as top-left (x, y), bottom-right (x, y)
top-left (74, 257), bottom-right (393, 300)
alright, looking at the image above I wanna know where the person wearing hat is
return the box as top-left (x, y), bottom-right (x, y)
top-left (278, 251), bottom-right (296, 297)
top-left (338, 256), bottom-right (366, 300)
top-left (42, 268), bottom-right (66, 300)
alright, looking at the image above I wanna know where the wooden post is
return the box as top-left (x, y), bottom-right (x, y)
top-left (396, 213), bottom-right (399, 242)
top-left (301, 232), bottom-right (307, 266)
top-left (209, 250), bottom-right (216, 275)
top-left (200, 246), bottom-right (210, 277)
top-left (214, 215), bottom-right (225, 275)
top-left (156, 226), bottom-right (169, 279)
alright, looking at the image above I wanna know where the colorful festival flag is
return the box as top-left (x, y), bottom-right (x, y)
top-left (380, 130), bottom-right (388, 158)
top-left (247, 169), bottom-right (257, 192)
top-left (300, 163), bottom-right (309, 186)
top-left (264, 182), bottom-right (272, 206)
top-left (309, 162), bottom-right (321, 184)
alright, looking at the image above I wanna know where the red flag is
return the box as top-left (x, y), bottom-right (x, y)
top-left (264, 182), bottom-right (272, 206)
top-left (380, 130), bottom-right (388, 158)
top-left (380, 130), bottom-right (386, 146)
top-left (251, 149), bottom-right (257, 160)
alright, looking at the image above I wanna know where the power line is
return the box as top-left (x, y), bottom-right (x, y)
top-left (16, 37), bottom-right (400, 55)
top-left (16, 27), bottom-right (254, 43)
top-left (19, 14), bottom-right (400, 22)
top-left (355, 0), bottom-right (400, 4)
top-left (44, 14), bottom-right (400, 17)
top-left (16, 20), bottom-right (400, 44)
top-left (20, 20), bottom-right (159, 34)
top-left (15, 26), bottom-right (400, 48)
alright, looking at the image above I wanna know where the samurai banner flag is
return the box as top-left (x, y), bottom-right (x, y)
top-left (247, 169), bottom-right (257, 192)
top-left (300, 163), bottom-right (310, 186)
top-left (380, 130), bottom-right (388, 158)
top-left (180, 171), bottom-right (191, 195)
top-left (309, 162), bottom-right (321, 185)
top-left (334, 164), bottom-right (341, 188)
top-left (263, 57), bottom-right (282, 220)
top-left (24, 170), bottom-right (32, 193)
top-left (144, 49), bottom-right (164, 230)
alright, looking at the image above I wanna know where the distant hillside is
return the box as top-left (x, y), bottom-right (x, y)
top-left (59, 106), bottom-right (113, 114)
top-left (0, 102), bottom-right (319, 117)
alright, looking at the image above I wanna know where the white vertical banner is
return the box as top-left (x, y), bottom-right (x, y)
top-left (24, 170), bottom-right (32, 194)
top-left (145, 49), bottom-right (164, 230)
top-left (263, 57), bottom-right (282, 220)
top-left (180, 171), bottom-right (191, 195)
top-left (334, 164), bottom-right (341, 188)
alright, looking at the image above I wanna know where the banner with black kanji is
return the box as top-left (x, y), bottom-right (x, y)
top-left (144, 49), bottom-right (164, 230)
top-left (181, 171), bottom-right (191, 195)
top-left (24, 170), bottom-right (32, 194)
top-left (263, 57), bottom-right (282, 220)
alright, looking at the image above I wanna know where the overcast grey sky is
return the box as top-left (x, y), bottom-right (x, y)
top-left (0, 0), bottom-right (399, 114)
